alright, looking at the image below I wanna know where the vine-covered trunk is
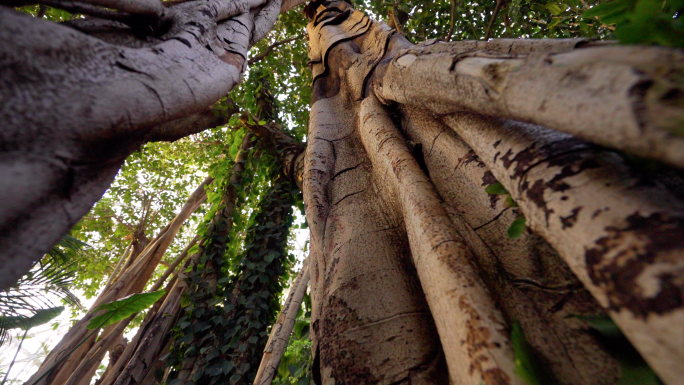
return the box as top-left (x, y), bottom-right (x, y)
top-left (166, 138), bottom-right (298, 384)
top-left (302, 1), bottom-right (684, 384)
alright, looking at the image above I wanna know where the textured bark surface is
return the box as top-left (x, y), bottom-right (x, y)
top-left (304, 4), bottom-right (448, 384)
top-left (303, 1), bottom-right (684, 384)
top-left (375, 40), bottom-right (684, 167)
top-left (0, 0), bottom-right (305, 289)
top-left (443, 114), bottom-right (684, 384)
top-left (400, 106), bottom-right (619, 384)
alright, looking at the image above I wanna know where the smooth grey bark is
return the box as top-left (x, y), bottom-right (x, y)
top-left (0, 0), bottom-right (306, 289)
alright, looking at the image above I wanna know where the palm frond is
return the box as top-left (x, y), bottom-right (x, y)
top-left (0, 235), bottom-right (87, 347)
top-left (43, 234), bottom-right (89, 265)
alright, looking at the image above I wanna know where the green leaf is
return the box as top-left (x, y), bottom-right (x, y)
top-left (0, 307), bottom-right (64, 331)
top-left (505, 195), bottom-right (518, 208)
top-left (288, 364), bottom-right (298, 376)
top-left (484, 182), bottom-right (508, 195)
top-left (88, 290), bottom-right (165, 329)
top-left (545, 3), bottom-right (563, 15)
top-left (258, 120), bottom-right (267, 125)
top-left (583, 0), bottom-right (629, 19)
top-left (548, 18), bottom-right (563, 28)
top-left (511, 321), bottom-right (551, 385)
top-left (507, 215), bottom-right (527, 239)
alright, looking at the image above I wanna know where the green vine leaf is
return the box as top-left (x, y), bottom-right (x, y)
top-left (507, 215), bottom-right (527, 239)
top-left (0, 306), bottom-right (64, 331)
top-left (485, 182), bottom-right (508, 195)
top-left (511, 321), bottom-right (552, 385)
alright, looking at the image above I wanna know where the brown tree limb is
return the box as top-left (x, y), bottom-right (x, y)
top-left (36, 4), bottom-right (47, 17)
top-left (253, 258), bottom-right (310, 385)
top-left (248, 34), bottom-right (304, 65)
top-left (445, 0), bottom-right (456, 41)
top-left (484, 0), bottom-right (504, 40)
top-left (0, 0), bottom-right (284, 290)
top-left (375, 42), bottom-right (684, 167)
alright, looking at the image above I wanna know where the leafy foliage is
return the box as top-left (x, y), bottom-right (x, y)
top-left (355, 0), bottom-right (613, 42)
top-left (0, 258), bottom-right (81, 347)
top-left (583, 0), bottom-right (684, 47)
top-left (87, 290), bottom-right (166, 329)
top-left (510, 321), bottom-right (553, 385)
top-left (0, 307), bottom-right (64, 332)
top-left (167, 141), bottom-right (298, 384)
top-left (273, 295), bottom-right (313, 385)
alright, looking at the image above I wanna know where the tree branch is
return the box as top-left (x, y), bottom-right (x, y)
top-left (446, 0), bottom-right (456, 41)
top-left (248, 34), bottom-right (304, 65)
top-left (484, 0), bottom-right (504, 40)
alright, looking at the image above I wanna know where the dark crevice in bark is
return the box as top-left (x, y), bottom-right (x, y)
top-left (331, 161), bottom-right (364, 181)
top-left (472, 207), bottom-right (510, 231)
top-left (331, 187), bottom-right (366, 206)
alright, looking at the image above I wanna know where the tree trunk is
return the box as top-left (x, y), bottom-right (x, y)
top-left (0, 0), bottom-right (306, 290)
top-left (302, 1), bottom-right (684, 384)
top-left (26, 176), bottom-right (212, 385)
top-left (253, 257), bottom-right (309, 385)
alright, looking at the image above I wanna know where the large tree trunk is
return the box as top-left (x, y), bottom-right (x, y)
top-left (302, 1), bottom-right (684, 384)
top-left (0, 0), bottom-right (305, 289)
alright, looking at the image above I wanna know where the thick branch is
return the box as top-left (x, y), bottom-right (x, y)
top-left (374, 41), bottom-right (684, 167)
top-left (0, 0), bottom-right (285, 290)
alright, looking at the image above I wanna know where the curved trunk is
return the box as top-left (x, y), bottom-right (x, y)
top-left (0, 0), bottom-right (306, 289)
top-left (399, 106), bottom-right (619, 384)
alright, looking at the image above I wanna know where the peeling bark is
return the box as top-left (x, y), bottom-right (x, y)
top-left (400, 106), bottom-right (619, 384)
top-left (442, 114), bottom-right (684, 384)
top-left (374, 40), bottom-right (684, 167)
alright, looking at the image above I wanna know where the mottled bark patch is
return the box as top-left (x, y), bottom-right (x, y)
top-left (522, 179), bottom-right (554, 225)
top-left (458, 295), bottom-right (511, 385)
top-left (585, 212), bottom-right (684, 318)
top-left (499, 138), bottom-right (587, 179)
top-left (560, 207), bottom-right (582, 229)
top-left (317, 296), bottom-right (381, 384)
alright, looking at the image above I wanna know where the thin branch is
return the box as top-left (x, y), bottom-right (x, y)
top-left (37, 4), bottom-right (47, 17)
top-left (38, 0), bottom-right (136, 23)
top-left (446, 0), bottom-right (456, 41)
top-left (484, 0), bottom-right (504, 40)
top-left (149, 235), bottom-right (199, 292)
top-left (248, 34), bottom-right (304, 65)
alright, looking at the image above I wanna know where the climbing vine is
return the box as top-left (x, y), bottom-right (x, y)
top-left (166, 139), bottom-right (299, 384)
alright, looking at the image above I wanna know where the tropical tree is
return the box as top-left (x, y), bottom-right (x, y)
top-left (1, 0), bottom-right (683, 384)
top-left (295, 1), bottom-right (683, 384)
